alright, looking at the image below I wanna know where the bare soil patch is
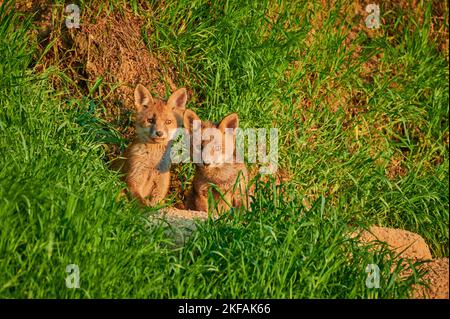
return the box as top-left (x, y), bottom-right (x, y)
top-left (356, 225), bottom-right (432, 260)
top-left (413, 258), bottom-right (449, 299)
top-left (13, 2), bottom-right (178, 150)
top-left (354, 225), bottom-right (448, 299)
top-left (150, 207), bottom-right (208, 246)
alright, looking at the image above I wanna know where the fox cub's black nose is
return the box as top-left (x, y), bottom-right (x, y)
top-left (156, 131), bottom-right (164, 137)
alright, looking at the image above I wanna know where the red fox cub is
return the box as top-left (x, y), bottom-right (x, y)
top-left (121, 84), bottom-right (187, 206)
top-left (183, 110), bottom-right (249, 213)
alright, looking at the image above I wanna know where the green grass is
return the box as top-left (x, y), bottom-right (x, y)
top-left (0, 0), bottom-right (448, 298)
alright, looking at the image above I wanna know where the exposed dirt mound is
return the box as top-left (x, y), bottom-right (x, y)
top-left (413, 258), bottom-right (449, 299)
top-left (18, 2), bottom-right (179, 146)
top-left (353, 225), bottom-right (448, 299)
top-left (157, 207), bottom-right (208, 222)
top-left (150, 208), bottom-right (208, 246)
top-left (71, 11), bottom-right (176, 114)
top-left (356, 226), bottom-right (432, 261)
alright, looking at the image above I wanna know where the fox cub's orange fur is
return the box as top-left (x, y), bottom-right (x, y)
top-left (121, 84), bottom-right (187, 206)
top-left (183, 110), bottom-right (249, 213)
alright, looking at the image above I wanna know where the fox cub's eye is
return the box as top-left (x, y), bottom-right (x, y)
top-left (165, 120), bottom-right (172, 125)
top-left (147, 118), bottom-right (155, 124)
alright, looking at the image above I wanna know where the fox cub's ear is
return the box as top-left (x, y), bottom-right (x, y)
top-left (134, 84), bottom-right (154, 111)
top-left (219, 113), bottom-right (239, 133)
top-left (168, 88), bottom-right (188, 110)
top-left (183, 109), bottom-right (201, 133)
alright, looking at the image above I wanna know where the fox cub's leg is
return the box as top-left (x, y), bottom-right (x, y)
top-left (126, 168), bottom-right (151, 205)
top-left (195, 194), bottom-right (209, 212)
top-left (214, 191), bottom-right (233, 213)
top-left (232, 192), bottom-right (248, 210)
top-left (194, 186), bottom-right (209, 212)
top-left (146, 172), bottom-right (170, 205)
top-left (184, 189), bottom-right (195, 210)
